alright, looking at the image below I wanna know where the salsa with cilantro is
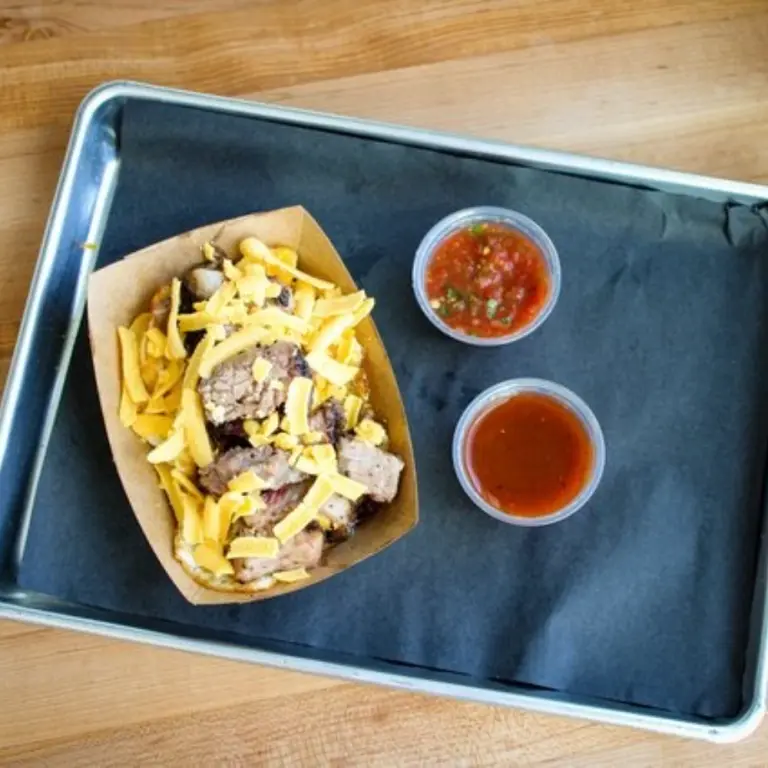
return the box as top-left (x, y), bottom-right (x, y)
top-left (425, 222), bottom-right (549, 338)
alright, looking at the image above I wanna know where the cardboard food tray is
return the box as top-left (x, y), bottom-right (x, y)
top-left (0, 82), bottom-right (767, 742)
top-left (88, 206), bottom-right (418, 604)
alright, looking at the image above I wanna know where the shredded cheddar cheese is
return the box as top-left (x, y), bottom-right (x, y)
top-left (119, 230), bottom-right (402, 594)
top-left (227, 536), bottom-right (280, 559)
top-left (118, 326), bottom-right (150, 404)
top-left (166, 278), bottom-right (187, 359)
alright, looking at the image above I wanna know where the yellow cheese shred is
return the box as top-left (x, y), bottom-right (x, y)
top-left (146, 430), bottom-right (185, 464)
top-left (182, 331), bottom-right (215, 390)
top-left (273, 432), bottom-right (300, 451)
top-left (193, 542), bottom-right (234, 577)
top-left (181, 495), bottom-right (204, 545)
top-left (178, 312), bottom-right (215, 333)
top-left (261, 412), bottom-right (279, 436)
top-left (202, 495), bottom-right (224, 544)
top-left (269, 246), bottom-right (299, 284)
top-left (132, 413), bottom-right (173, 442)
top-left (164, 381), bottom-right (183, 413)
top-left (202, 242), bottom-right (216, 262)
top-left (294, 283), bottom-right (316, 321)
top-left (226, 536), bottom-right (280, 560)
top-left (240, 237), bottom-right (335, 291)
top-left (181, 390), bottom-right (214, 467)
top-left (313, 290), bottom-right (366, 318)
top-left (273, 502), bottom-right (317, 544)
top-left (351, 297), bottom-right (375, 326)
top-left (284, 377), bottom-right (313, 435)
top-left (198, 325), bottom-right (268, 378)
top-left (119, 387), bottom-right (138, 427)
top-left (222, 259), bottom-right (242, 282)
top-left (228, 470), bottom-right (266, 494)
top-left (166, 278), bottom-right (187, 360)
top-left (343, 394), bottom-right (363, 429)
top-left (355, 418), bottom-right (387, 446)
top-left (117, 326), bottom-right (150, 404)
top-left (251, 358), bottom-right (272, 383)
top-left (244, 306), bottom-right (308, 333)
top-left (325, 472), bottom-right (367, 501)
top-left (273, 568), bottom-right (311, 583)
top-left (204, 281), bottom-right (238, 317)
top-left (302, 475), bottom-right (336, 509)
top-left (145, 327), bottom-right (168, 358)
top-left (309, 314), bottom-right (356, 355)
top-left (305, 351), bottom-right (358, 386)
top-left (155, 464), bottom-right (185, 524)
top-left (129, 311), bottom-right (152, 339)
top-left (171, 468), bottom-right (204, 501)
top-left (236, 273), bottom-right (268, 306)
top-left (231, 494), bottom-right (266, 521)
top-left (152, 359), bottom-right (184, 400)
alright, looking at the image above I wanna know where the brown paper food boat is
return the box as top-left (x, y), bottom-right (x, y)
top-left (88, 206), bottom-right (418, 605)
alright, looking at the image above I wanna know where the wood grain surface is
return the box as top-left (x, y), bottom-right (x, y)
top-left (1, 1), bottom-right (767, 764)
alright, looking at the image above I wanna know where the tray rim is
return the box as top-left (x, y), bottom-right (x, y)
top-left (0, 79), bottom-right (766, 743)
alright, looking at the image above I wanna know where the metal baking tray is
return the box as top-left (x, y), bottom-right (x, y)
top-left (0, 80), bottom-right (766, 742)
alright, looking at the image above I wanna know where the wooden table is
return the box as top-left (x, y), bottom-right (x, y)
top-left (1, 1), bottom-right (767, 764)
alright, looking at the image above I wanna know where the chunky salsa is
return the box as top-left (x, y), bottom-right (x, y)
top-left (466, 392), bottom-right (592, 518)
top-left (425, 222), bottom-right (549, 338)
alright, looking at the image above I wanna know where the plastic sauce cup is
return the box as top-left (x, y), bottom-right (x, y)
top-left (452, 378), bottom-right (606, 527)
top-left (412, 206), bottom-right (561, 346)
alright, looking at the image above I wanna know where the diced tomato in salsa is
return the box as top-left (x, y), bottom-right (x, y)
top-left (424, 222), bottom-right (550, 338)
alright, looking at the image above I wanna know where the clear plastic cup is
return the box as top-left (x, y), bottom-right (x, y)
top-left (412, 206), bottom-right (561, 346)
top-left (452, 378), bottom-right (606, 527)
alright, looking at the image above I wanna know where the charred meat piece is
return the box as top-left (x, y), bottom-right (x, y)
top-left (337, 438), bottom-right (404, 503)
top-left (309, 399), bottom-right (345, 445)
top-left (354, 495), bottom-right (382, 524)
top-left (267, 282), bottom-right (294, 312)
top-left (198, 445), bottom-right (307, 496)
top-left (184, 265), bottom-right (225, 300)
top-left (232, 528), bottom-right (324, 584)
top-left (207, 419), bottom-right (250, 451)
top-left (197, 341), bottom-right (307, 425)
top-left (237, 481), bottom-right (311, 533)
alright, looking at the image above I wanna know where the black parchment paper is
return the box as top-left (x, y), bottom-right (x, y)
top-left (18, 100), bottom-right (768, 718)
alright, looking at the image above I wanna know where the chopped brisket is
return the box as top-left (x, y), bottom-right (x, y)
top-left (198, 445), bottom-right (307, 497)
top-left (337, 437), bottom-right (404, 503)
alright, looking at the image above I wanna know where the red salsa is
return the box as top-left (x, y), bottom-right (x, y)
top-left (467, 393), bottom-right (592, 518)
top-left (425, 222), bottom-right (549, 337)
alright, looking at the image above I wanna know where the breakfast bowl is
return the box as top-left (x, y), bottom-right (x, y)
top-left (453, 378), bottom-right (605, 526)
top-left (412, 207), bottom-right (561, 346)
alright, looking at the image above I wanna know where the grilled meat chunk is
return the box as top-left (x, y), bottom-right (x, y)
top-left (236, 481), bottom-right (310, 533)
top-left (320, 493), bottom-right (354, 530)
top-left (337, 437), bottom-right (404, 503)
top-left (232, 528), bottom-right (324, 584)
top-left (309, 399), bottom-right (345, 445)
top-left (198, 445), bottom-right (307, 496)
top-left (268, 282), bottom-right (294, 312)
top-left (198, 341), bottom-right (308, 425)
